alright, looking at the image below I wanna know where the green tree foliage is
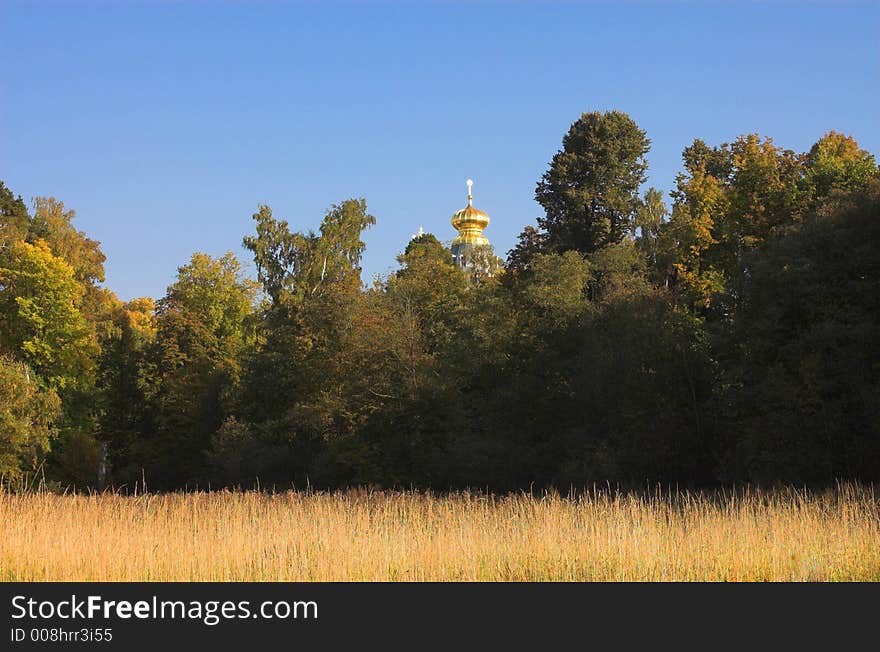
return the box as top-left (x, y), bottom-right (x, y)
top-left (635, 187), bottom-right (670, 285)
top-left (29, 197), bottom-right (106, 287)
top-left (452, 243), bottom-right (715, 488)
top-left (534, 110), bottom-right (650, 255)
top-left (659, 132), bottom-right (878, 312)
top-left (134, 253), bottom-right (257, 488)
top-left (388, 233), bottom-right (467, 351)
top-left (96, 297), bottom-right (158, 485)
top-left (0, 181), bottom-right (29, 247)
top-left (505, 225), bottom-right (546, 275)
top-left (28, 197), bottom-right (113, 327)
top-left (0, 239), bottom-right (96, 389)
top-left (356, 233), bottom-right (470, 484)
top-left (0, 356), bottom-right (61, 480)
top-left (559, 294), bottom-right (713, 485)
top-left (160, 252), bottom-right (256, 354)
top-left (660, 164), bottom-right (728, 308)
top-left (243, 199), bottom-right (375, 306)
top-left (803, 131), bottom-right (878, 199)
top-left (221, 199), bottom-right (376, 486)
top-left (518, 251), bottom-right (592, 322)
top-left (312, 286), bottom-right (445, 486)
top-left (0, 185), bottom-right (112, 485)
top-left (661, 135), bottom-right (805, 309)
top-left (0, 240), bottom-right (100, 486)
top-left (719, 182), bottom-right (880, 481)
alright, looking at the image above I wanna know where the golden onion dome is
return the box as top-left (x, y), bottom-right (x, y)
top-left (451, 179), bottom-right (490, 247)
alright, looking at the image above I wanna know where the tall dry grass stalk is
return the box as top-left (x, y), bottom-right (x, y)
top-left (1, 485), bottom-right (878, 581)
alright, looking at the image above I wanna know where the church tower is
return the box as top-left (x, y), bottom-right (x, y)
top-left (450, 179), bottom-right (493, 270)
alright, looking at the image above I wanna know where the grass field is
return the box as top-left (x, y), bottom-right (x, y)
top-left (1, 485), bottom-right (878, 581)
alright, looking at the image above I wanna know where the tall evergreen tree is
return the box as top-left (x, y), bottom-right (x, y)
top-left (535, 110), bottom-right (650, 255)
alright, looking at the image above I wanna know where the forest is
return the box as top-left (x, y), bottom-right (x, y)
top-left (1, 110), bottom-right (878, 491)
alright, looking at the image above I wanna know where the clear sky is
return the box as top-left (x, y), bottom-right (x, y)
top-left (2, 1), bottom-right (878, 301)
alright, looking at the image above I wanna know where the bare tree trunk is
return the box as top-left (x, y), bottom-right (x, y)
top-left (97, 441), bottom-right (108, 491)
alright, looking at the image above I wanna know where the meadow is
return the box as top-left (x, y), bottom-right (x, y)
top-left (1, 485), bottom-right (878, 581)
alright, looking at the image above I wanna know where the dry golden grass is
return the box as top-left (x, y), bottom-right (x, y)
top-left (1, 485), bottom-right (878, 581)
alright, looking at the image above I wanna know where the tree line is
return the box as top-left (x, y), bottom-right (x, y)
top-left (1, 110), bottom-right (878, 491)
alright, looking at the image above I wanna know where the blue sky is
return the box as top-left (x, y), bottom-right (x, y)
top-left (2, 1), bottom-right (878, 300)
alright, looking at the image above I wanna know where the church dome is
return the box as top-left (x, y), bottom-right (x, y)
top-left (451, 179), bottom-right (490, 247)
top-left (451, 204), bottom-right (490, 233)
